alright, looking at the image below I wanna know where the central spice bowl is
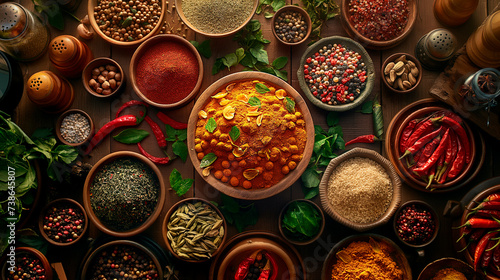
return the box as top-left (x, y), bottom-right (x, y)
top-left (83, 151), bottom-right (165, 237)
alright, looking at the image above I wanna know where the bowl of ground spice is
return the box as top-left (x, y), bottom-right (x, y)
top-left (340, 0), bottom-right (418, 50)
top-left (83, 151), bottom-right (165, 237)
top-left (322, 234), bottom-right (412, 280)
top-left (175, 0), bottom-right (258, 38)
top-left (56, 109), bottom-right (94, 147)
top-left (417, 258), bottom-right (484, 280)
top-left (130, 34), bottom-right (203, 109)
top-left (187, 71), bottom-right (314, 200)
top-left (319, 147), bottom-right (402, 231)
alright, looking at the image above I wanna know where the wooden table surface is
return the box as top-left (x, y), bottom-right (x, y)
top-left (10, 0), bottom-right (500, 279)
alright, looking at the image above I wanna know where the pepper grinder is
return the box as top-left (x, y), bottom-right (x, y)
top-left (415, 28), bottom-right (457, 71)
top-left (466, 10), bottom-right (500, 68)
top-left (433, 0), bottom-right (479, 27)
top-left (48, 35), bottom-right (93, 78)
top-left (26, 71), bottom-right (75, 114)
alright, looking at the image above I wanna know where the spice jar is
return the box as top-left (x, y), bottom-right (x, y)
top-left (459, 68), bottom-right (500, 112)
top-left (466, 10), bottom-right (500, 68)
top-left (433, 0), bottom-right (478, 27)
top-left (0, 2), bottom-right (50, 61)
top-left (49, 35), bottom-right (93, 78)
top-left (0, 50), bottom-right (24, 113)
top-left (26, 70), bottom-right (75, 114)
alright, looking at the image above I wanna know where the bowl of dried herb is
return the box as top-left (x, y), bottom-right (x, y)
top-left (83, 151), bottom-right (165, 237)
top-left (278, 199), bottom-right (325, 246)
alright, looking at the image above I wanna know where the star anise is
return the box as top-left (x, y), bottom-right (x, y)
top-left (477, 73), bottom-right (498, 94)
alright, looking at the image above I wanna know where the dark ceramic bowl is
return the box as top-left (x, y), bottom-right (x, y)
top-left (278, 199), bottom-right (325, 246)
top-left (55, 108), bottom-right (94, 147)
top-left (393, 200), bottom-right (439, 249)
top-left (381, 53), bottom-right (422, 94)
top-left (418, 257), bottom-right (485, 280)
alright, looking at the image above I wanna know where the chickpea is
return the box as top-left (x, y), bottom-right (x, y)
top-left (197, 152), bottom-right (204, 160)
top-left (288, 161), bottom-right (297, 170)
top-left (263, 172), bottom-right (273, 181)
top-left (201, 140), bottom-right (209, 149)
top-left (238, 160), bottom-right (247, 168)
top-left (265, 162), bottom-right (274, 170)
top-left (219, 133), bottom-right (229, 142)
top-left (242, 180), bottom-right (252, 189)
top-left (231, 161), bottom-right (239, 169)
top-left (289, 145), bottom-right (299, 154)
top-left (221, 161), bottom-right (230, 169)
top-left (227, 154), bottom-right (235, 161)
top-left (223, 169), bottom-right (231, 177)
top-left (221, 176), bottom-right (229, 183)
top-left (282, 166), bottom-right (290, 175)
top-left (214, 170), bottom-right (223, 180)
top-left (210, 139), bottom-right (218, 147)
top-left (230, 177), bottom-right (239, 187)
top-left (288, 137), bottom-right (296, 145)
top-left (194, 144), bottom-right (203, 153)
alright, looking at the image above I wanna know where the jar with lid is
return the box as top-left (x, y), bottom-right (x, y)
top-left (459, 68), bottom-right (500, 112)
top-left (0, 50), bottom-right (24, 113)
top-left (0, 2), bottom-right (50, 62)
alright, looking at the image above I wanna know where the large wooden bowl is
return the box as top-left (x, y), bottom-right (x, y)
top-left (187, 71), bottom-right (314, 200)
top-left (340, 0), bottom-right (417, 50)
top-left (417, 258), bottom-right (485, 280)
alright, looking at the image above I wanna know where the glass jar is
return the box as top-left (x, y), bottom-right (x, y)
top-left (460, 68), bottom-right (500, 111)
top-left (0, 50), bottom-right (24, 113)
top-left (0, 2), bottom-right (50, 61)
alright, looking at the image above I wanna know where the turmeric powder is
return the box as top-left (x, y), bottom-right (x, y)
top-left (331, 240), bottom-right (404, 280)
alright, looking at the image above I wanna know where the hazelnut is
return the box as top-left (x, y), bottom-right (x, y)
top-left (89, 79), bottom-right (98, 88)
top-left (102, 81), bottom-right (110, 89)
top-left (96, 87), bottom-right (103, 94)
top-left (109, 79), bottom-right (117, 89)
top-left (92, 68), bottom-right (100, 76)
top-left (102, 89), bottom-right (112, 95)
top-left (114, 73), bottom-right (122, 81)
top-left (98, 66), bottom-right (105, 72)
top-left (102, 70), bottom-right (109, 77)
top-left (97, 75), bottom-right (106, 84)
top-left (106, 65), bottom-right (118, 71)
top-left (107, 71), bottom-right (116, 79)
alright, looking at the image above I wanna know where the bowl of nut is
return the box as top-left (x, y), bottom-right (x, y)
top-left (272, 5), bottom-right (312, 45)
top-left (88, 0), bottom-right (165, 46)
top-left (82, 57), bottom-right (125, 98)
top-left (382, 53), bottom-right (422, 94)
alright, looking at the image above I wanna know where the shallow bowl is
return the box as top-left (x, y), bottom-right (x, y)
top-left (418, 257), bottom-right (485, 280)
top-left (82, 57), bottom-right (125, 98)
top-left (319, 147), bottom-right (401, 231)
top-left (381, 53), bottom-right (422, 94)
top-left (271, 5), bottom-right (312, 45)
top-left (297, 36), bottom-right (375, 111)
top-left (393, 200), bottom-right (439, 248)
top-left (278, 199), bottom-right (325, 246)
top-left (55, 108), bottom-right (94, 147)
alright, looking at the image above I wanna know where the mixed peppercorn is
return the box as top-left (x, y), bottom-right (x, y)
top-left (302, 44), bottom-right (367, 105)
top-left (41, 201), bottom-right (86, 243)
top-left (6, 252), bottom-right (47, 280)
top-left (274, 10), bottom-right (308, 44)
top-left (395, 203), bottom-right (436, 245)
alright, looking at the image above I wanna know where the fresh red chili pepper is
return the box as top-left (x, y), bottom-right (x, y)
top-left (345, 134), bottom-right (379, 146)
top-left (475, 231), bottom-right (498, 271)
top-left (256, 252), bottom-right (277, 280)
top-left (482, 239), bottom-right (499, 269)
top-left (157, 111), bottom-right (188, 130)
top-left (493, 242), bottom-right (500, 268)
top-left (484, 193), bottom-right (500, 203)
top-left (447, 135), bottom-right (465, 180)
top-left (137, 142), bottom-right (170, 165)
top-left (413, 128), bottom-right (450, 175)
top-left (433, 116), bottom-right (471, 164)
top-left (437, 130), bottom-right (457, 183)
top-left (144, 115), bottom-right (167, 150)
top-left (471, 229), bottom-right (488, 242)
top-left (435, 152), bottom-right (445, 183)
top-left (472, 201), bottom-right (500, 211)
top-left (405, 116), bottom-right (440, 150)
top-left (115, 100), bottom-right (149, 118)
top-left (400, 126), bottom-right (444, 159)
top-left (490, 263), bottom-right (500, 277)
top-left (425, 164), bottom-right (437, 189)
top-left (85, 114), bottom-right (140, 154)
top-left (460, 218), bottom-right (500, 229)
top-left (234, 250), bottom-right (261, 280)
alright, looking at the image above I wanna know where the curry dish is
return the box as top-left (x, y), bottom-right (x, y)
top-left (194, 79), bottom-right (307, 190)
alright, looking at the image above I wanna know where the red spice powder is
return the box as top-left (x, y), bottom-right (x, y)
top-left (136, 41), bottom-right (199, 104)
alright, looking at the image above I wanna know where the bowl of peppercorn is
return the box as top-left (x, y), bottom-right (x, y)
top-left (56, 109), bottom-right (94, 147)
top-left (1, 247), bottom-right (53, 280)
top-left (297, 36), bottom-right (375, 112)
top-left (340, 0), bottom-right (418, 50)
top-left (393, 200), bottom-right (439, 249)
top-left (38, 198), bottom-right (88, 246)
top-left (272, 5), bottom-right (312, 45)
top-left (82, 57), bottom-right (125, 98)
top-left (88, 0), bottom-right (166, 47)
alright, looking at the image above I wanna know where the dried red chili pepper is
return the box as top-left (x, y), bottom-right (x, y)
top-left (144, 115), bottom-right (167, 150)
top-left (460, 218), bottom-right (500, 229)
top-left (85, 114), bottom-right (141, 155)
top-left (437, 130), bottom-right (458, 183)
top-left (433, 116), bottom-right (471, 164)
top-left (413, 129), bottom-right (450, 176)
top-left (234, 250), bottom-right (261, 280)
top-left (404, 117), bottom-right (439, 151)
top-left (400, 126), bottom-right (444, 159)
top-left (257, 252), bottom-right (278, 280)
top-left (472, 201), bottom-right (500, 212)
top-left (435, 152), bottom-right (445, 183)
top-left (345, 135), bottom-right (379, 146)
top-left (137, 142), bottom-right (170, 165)
top-left (483, 193), bottom-right (500, 203)
top-left (474, 210), bottom-right (500, 220)
top-left (475, 231), bottom-right (499, 271)
top-left (447, 135), bottom-right (465, 180)
top-left (482, 238), bottom-right (499, 269)
top-left (414, 135), bottom-right (441, 169)
top-left (399, 119), bottom-right (418, 153)
top-left (115, 100), bottom-right (149, 118)
top-left (157, 111), bottom-right (188, 130)
top-left (493, 243), bottom-right (500, 268)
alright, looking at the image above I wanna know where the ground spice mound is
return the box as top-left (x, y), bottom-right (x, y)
top-left (431, 268), bottom-right (467, 280)
top-left (327, 157), bottom-right (392, 223)
top-left (331, 240), bottom-right (403, 280)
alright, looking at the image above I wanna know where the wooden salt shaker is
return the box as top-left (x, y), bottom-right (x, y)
top-left (26, 71), bottom-right (74, 114)
top-left (433, 0), bottom-right (479, 27)
top-left (48, 35), bottom-right (93, 78)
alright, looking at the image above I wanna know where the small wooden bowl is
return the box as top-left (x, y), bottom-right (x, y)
top-left (55, 109), bottom-right (94, 147)
top-left (393, 200), bottom-right (439, 248)
top-left (38, 198), bottom-right (88, 246)
top-left (83, 151), bottom-right (165, 237)
top-left (162, 198), bottom-right (227, 263)
top-left (340, 0), bottom-right (417, 50)
top-left (278, 199), bottom-right (325, 246)
top-left (130, 34), bottom-right (203, 109)
top-left (272, 5), bottom-right (312, 45)
top-left (381, 53), bottom-right (422, 94)
top-left (175, 0), bottom-right (258, 38)
top-left (321, 234), bottom-right (412, 280)
top-left (297, 36), bottom-right (375, 112)
top-left (319, 147), bottom-right (402, 232)
top-left (82, 57), bottom-right (125, 98)
top-left (418, 257), bottom-right (485, 280)
top-left (2, 247), bottom-right (53, 280)
top-left (87, 0), bottom-right (165, 47)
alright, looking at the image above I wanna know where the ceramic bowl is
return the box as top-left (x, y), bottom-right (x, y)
top-left (88, 0), bottom-right (165, 47)
top-left (297, 36), bottom-right (375, 111)
top-left (83, 151), bottom-right (165, 237)
top-left (319, 147), bottom-right (402, 231)
top-left (162, 198), bottom-right (227, 263)
top-left (175, 0), bottom-right (258, 38)
top-left (418, 257), bottom-right (485, 280)
top-left (381, 53), bottom-right (422, 94)
top-left (130, 34), bottom-right (203, 109)
top-left (55, 109), bottom-right (94, 147)
top-left (393, 200), bottom-right (439, 248)
top-left (187, 71), bottom-right (314, 200)
top-left (340, 0), bottom-right (417, 50)
top-left (278, 199), bottom-right (325, 246)
top-left (1, 247), bottom-right (53, 280)
top-left (271, 5), bottom-right (312, 45)
top-left (38, 198), bottom-right (88, 246)
top-left (82, 57), bottom-right (125, 98)
top-left (321, 234), bottom-right (412, 280)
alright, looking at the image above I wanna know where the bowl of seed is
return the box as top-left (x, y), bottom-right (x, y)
top-left (381, 53), bottom-right (422, 94)
top-left (83, 57), bottom-right (125, 98)
top-left (56, 109), bottom-right (94, 147)
top-left (38, 198), bottom-right (88, 246)
top-left (272, 5), bottom-right (312, 45)
top-left (319, 147), bottom-right (402, 231)
top-left (83, 151), bottom-right (165, 237)
top-left (162, 198), bottom-right (227, 263)
top-left (88, 0), bottom-right (166, 46)
top-left (175, 0), bottom-right (259, 38)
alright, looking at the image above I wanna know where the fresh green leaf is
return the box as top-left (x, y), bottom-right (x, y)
top-left (191, 40), bottom-right (212, 58)
top-left (235, 48), bottom-right (245, 63)
top-left (301, 167), bottom-right (320, 189)
top-left (0, 128), bottom-right (18, 151)
top-left (264, 11), bottom-right (274, 18)
top-left (16, 229), bottom-right (48, 255)
top-left (205, 118), bottom-right (217, 133)
top-left (272, 56), bottom-right (288, 70)
top-left (223, 53), bottom-right (238, 70)
top-left (52, 145), bottom-right (77, 165)
top-left (240, 53), bottom-right (256, 68)
top-left (273, 69), bottom-right (288, 81)
top-left (271, 0), bottom-right (286, 11)
top-left (113, 128), bottom-right (149, 144)
top-left (250, 47), bottom-right (269, 64)
top-left (334, 136), bottom-right (345, 150)
top-left (212, 58), bottom-right (224, 75)
top-left (200, 153), bottom-right (217, 168)
top-left (326, 112), bottom-right (339, 126)
top-left (304, 187), bottom-right (319, 199)
top-left (169, 168), bottom-right (182, 186)
top-left (229, 126), bottom-right (240, 142)
top-left (282, 201), bottom-right (321, 239)
top-left (31, 128), bottom-right (53, 139)
top-left (169, 169), bottom-right (193, 197)
top-left (172, 141), bottom-right (188, 162)
top-left (248, 96), bottom-right (262, 108)
top-left (284, 97), bottom-right (296, 113)
top-left (327, 126), bottom-right (343, 138)
top-left (234, 204), bottom-right (258, 232)
top-left (314, 125), bottom-right (325, 135)
top-left (313, 134), bottom-right (330, 154)
top-left (0, 158), bottom-right (27, 181)
top-left (164, 124), bottom-right (187, 142)
top-left (220, 193), bottom-right (240, 214)
top-left (360, 100), bottom-right (374, 114)
top-left (255, 83), bottom-right (270, 94)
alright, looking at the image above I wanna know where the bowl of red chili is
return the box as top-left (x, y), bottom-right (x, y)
top-left (340, 0), bottom-right (417, 50)
top-left (130, 34), bottom-right (203, 109)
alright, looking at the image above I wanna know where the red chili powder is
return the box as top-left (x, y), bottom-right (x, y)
top-left (136, 41), bottom-right (199, 104)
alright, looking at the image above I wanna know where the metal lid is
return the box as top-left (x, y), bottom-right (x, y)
top-left (0, 3), bottom-right (28, 40)
top-left (424, 28), bottom-right (457, 60)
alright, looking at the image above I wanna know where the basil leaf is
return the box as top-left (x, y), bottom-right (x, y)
top-left (255, 83), bottom-right (270, 94)
top-left (314, 134), bottom-right (330, 154)
top-left (235, 47), bottom-right (245, 63)
top-left (284, 97), bottom-right (296, 113)
top-left (169, 168), bottom-right (193, 197)
top-left (191, 39), bottom-right (211, 59)
top-left (212, 58), bottom-right (224, 75)
top-left (169, 168), bottom-right (182, 186)
top-left (113, 128), bottom-right (149, 144)
top-left (334, 136), bottom-right (346, 150)
top-left (172, 140), bottom-right (188, 162)
top-left (221, 193), bottom-right (240, 213)
top-left (248, 96), bottom-right (261, 108)
top-left (271, 0), bottom-right (286, 11)
top-left (282, 201), bottom-right (321, 238)
top-left (52, 145), bottom-right (78, 165)
top-left (200, 153), bottom-right (217, 168)
top-left (234, 204), bottom-right (258, 232)
top-left (229, 126), bottom-right (241, 142)
top-left (250, 46), bottom-right (269, 64)
top-left (314, 125), bottom-right (325, 135)
top-left (223, 53), bottom-right (238, 70)
top-left (264, 11), bottom-right (274, 18)
top-left (304, 187), bottom-right (319, 199)
top-left (326, 112), bottom-right (339, 126)
top-left (301, 167), bottom-right (320, 189)
top-left (272, 56), bottom-right (288, 70)
top-left (274, 69), bottom-right (288, 81)
top-left (205, 118), bottom-right (217, 133)
top-left (328, 126), bottom-right (343, 138)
